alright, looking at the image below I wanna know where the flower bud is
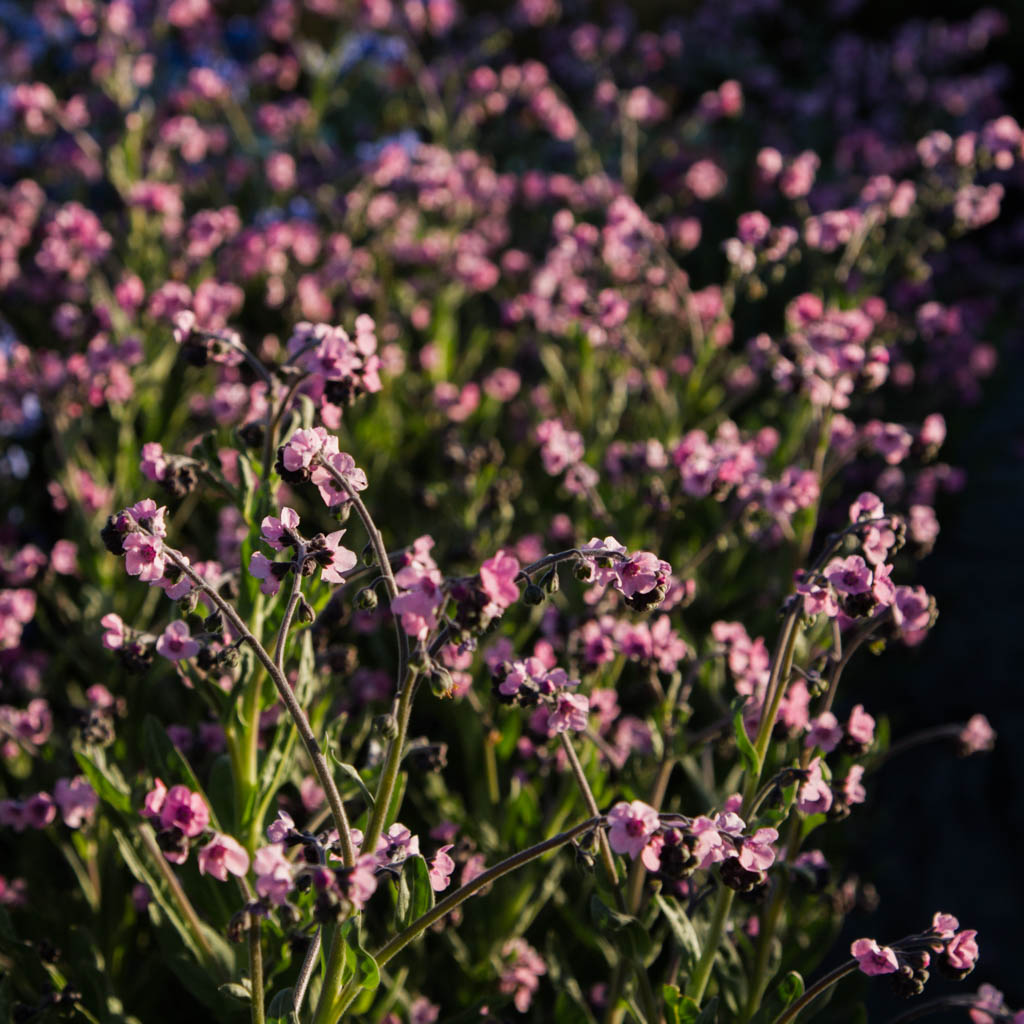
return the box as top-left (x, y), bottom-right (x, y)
top-left (355, 587), bottom-right (378, 611)
top-left (374, 714), bottom-right (399, 740)
top-left (429, 666), bottom-right (455, 699)
top-left (523, 582), bottom-right (545, 606)
top-left (297, 596), bottom-right (316, 624)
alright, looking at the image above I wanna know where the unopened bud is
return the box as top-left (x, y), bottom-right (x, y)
top-left (523, 582), bottom-right (545, 606)
top-left (573, 559), bottom-right (594, 582)
top-left (355, 587), bottom-right (378, 611)
top-left (361, 542), bottom-right (375, 567)
top-left (297, 596), bottom-right (316, 624)
top-left (374, 714), bottom-right (399, 740)
top-left (429, 666), bottom-right (455, 699)
top-left (540, 568), bottom-right (560, 594)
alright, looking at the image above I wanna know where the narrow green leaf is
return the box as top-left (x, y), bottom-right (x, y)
top-left (74, 747), bottom-right (133, 815)
top-left (266, 987), bottom-right (293, 1023)
top-left (399, 854), bottom-right (435, 929)
top-left (656, 895), bottom-right (701, 966)
top-left (732, 696), bottom-right (759, 777)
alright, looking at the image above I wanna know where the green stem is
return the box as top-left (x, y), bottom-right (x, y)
top-left (139, 824), bottom-right (217, 968)
top-left (249, 921), bottom-right (265, 1024)
top-left (684, 884), bottom-right (735, 1003)
top-left (158, 542), bottom-right (355, 867)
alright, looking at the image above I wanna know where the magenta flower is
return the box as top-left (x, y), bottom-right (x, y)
top-left (253, 845), bottom-right (294, 905)
top-left (156, 620), bottom-right (201, 662)
top-left (100, 612), bottom-right (126, 650)
top-left (536, 418), bottom-right (584, 474)
top-left (261, 507), bottom-right (301, 550)
top-left (428, 844), bottom-right (456, 892)
top-left (480, 550), bottom-right (521, 609)
top-left (932, 912), bottom-right (960, 939)
top-left (606, 800), bottom-right (660, 859)
top-left (53, 777), bottom-right (97, 829)
top-left (122, 533), bottom-right (166, 582)
top-left (198, 833), bottom-right (250, 881)
top-left (851, 938), bottom-right (899, 975)
top-left (391, 578), bottom-right (444, 640)
top-left (158, 785), bottom-right (209, 838)
top-left (345, 854), bottom-right (380, 908)
top-left (849, 492), bottom-right (884, 522)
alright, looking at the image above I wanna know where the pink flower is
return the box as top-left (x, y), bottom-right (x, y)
top-left (122, 534), bottom-right (166, 582)
top-left (615, 551), bottom-right (669, 599)
top-left (249, 551), bottom-right (283, 596)
top-left (805, 712), bottom-right (842, 752)
top-left (849, 492), bottom-right (884, 522)
top-left (825, 555), bottom-right (872, 596)
top-left (932, 912), bottom-right (960, 939)
top-left (479, 550), bottom-right (521, 609)
top-left (319, 530), bottom-right (358, 584)
top-left (959, 714), bottom-right (996, 755)
top-left (945, 930), bottom-right (979, 972)
top-left (737, 827), bottom-right (778, 871)
top-left (100, 612), bottom-right (126, 650)
top-left (158, 785), bottom-right (209, 838)
top-left (140, 442), bottom-right (168, 482)
top-left (843, 765), bottom-right (866, 805)
top-left (261, 507), bottom-right (301, 550)
top-left (253, 844), bottom-right (294, 905)
top-left (797, 758), bottom-right (833, 815)
top-left (156, 620), bottom-right (200, 662)
top-left (499, 938), bottom-right (546, 1013)
top-left (281, 427), bottom-right (328, 472)
top-left (142, 778), bottom-right (167, 821)
top-left (536, 419), bottom-right (584, 474)
top-left (851, 938), bottom-right (899, 975)
top-left (50, 540), bottom-right (78, 575)
top-left (606, 800), bottom-right (660, 859)
top-left (846, 705), bottom-right (876, 747)
top-left (198, 833), bottom-right (250, 881)
top-left (428, 844), bottom-right (456, 891)
top-left (53, 777), bottom-right (97, 828)
top-left (266, 811), bottom-right (295, 844)
top-left (969, 983), bottom-right (1007, 1024)
top-left (546, 692), bottom-right (589, 735)
top-left (311, 451), bottom-right (368, 508)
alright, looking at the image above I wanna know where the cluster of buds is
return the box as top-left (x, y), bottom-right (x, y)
top-left (851, 913), bottom-right (980, 999)
top-left (171, 312), bottom-right (245, 367)
top-left (139, 442), bottom-right (203, 500)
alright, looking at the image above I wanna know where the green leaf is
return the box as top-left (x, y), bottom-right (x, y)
top-left (330, 754), bottom-right (375, 811)
top-left (656, 895), bottom-right (701, 966)
top-left (266, 987), bottom-right (293, 1022)
top-left (752, 971), bottom-right (805, 1024)
top-left (398, 855), bottom-right (434, 929)
top-left (663, 984), bottom-right (684, 1024)
top-left (338, 922), bottom-right (380, 995)
top-left (74, 747), bottom-right (133, 815)
top-left (553, 991), bottom-right (593, 1024)
top-left (678, 995), bottom-right (718, 1023)
top-left (218, 981), bottom-right (252, 1002)
top-left (266, 987), bottom-right (294, 1023)
top-left (588, 896), bottom-right (652, 959)
top-left (732, 696), bottom-right (759, 777)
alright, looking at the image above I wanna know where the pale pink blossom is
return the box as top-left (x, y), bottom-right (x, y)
top-left (198, 833), bottom-right (250, 881)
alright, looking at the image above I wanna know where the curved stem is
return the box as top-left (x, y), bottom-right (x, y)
top-left (293, 927), bottom-right (322, 1018)
top-left (331, 817), bottom-right (605, 1020)
top-left (158, 542), bottom-right (356, 867)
